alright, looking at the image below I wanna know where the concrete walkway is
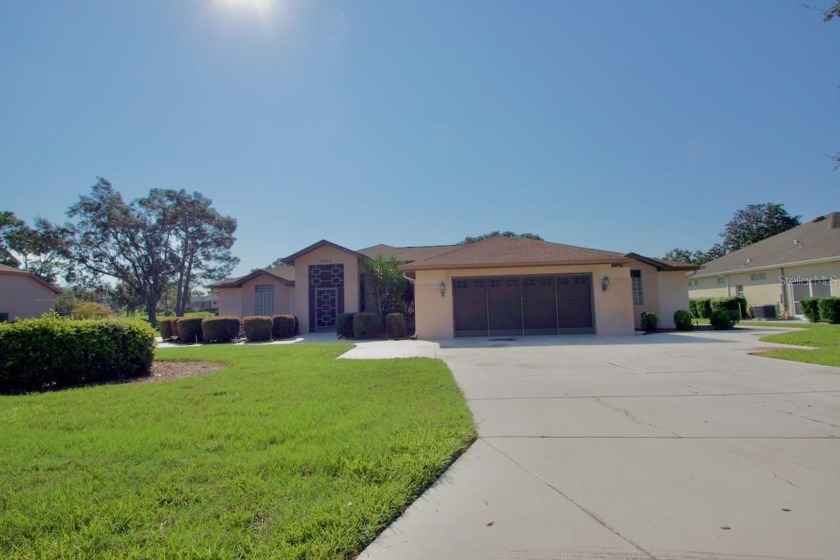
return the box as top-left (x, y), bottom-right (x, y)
top-left (360, 328), bottom-right (840, 560)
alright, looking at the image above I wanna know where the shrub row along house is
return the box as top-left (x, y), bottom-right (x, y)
top-left (211, 237), bottom-right (697, 338)
top-left (688, 212), bottom-right (840, 319)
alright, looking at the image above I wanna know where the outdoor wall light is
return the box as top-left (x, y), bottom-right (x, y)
top-left (439, 280), bottom-right (446, 297)
top-left (601, 275), bottom-right (610, 292)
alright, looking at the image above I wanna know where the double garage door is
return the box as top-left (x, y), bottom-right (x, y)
top-left (453, 274), bottom-right (594, 337)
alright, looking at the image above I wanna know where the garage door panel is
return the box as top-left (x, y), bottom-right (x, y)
top-left (488, 303), bottom-right (522, 334)
top-left (557, 275), bottom-right (591, 300)
top-left (523, 302), bottom-right (558, 333)
top-left (454, 304), bottom-right (488, 335)
top-left (487, 278), bottom-right (520, 303)
top-left (558, 300), bottom-right (594, 329)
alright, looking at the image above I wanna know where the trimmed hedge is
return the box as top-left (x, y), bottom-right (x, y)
top-left (202, 316), bottom-right (241, 343)
top-left (385, 313), bottom-right (408, 339)
top-left (800, 297), bottom-right (821, 322)
top-left (353, 312), bottom-right (381, 340)
top-left (175, 317), bottom-right (204, 344)
top-left (673, 309), bottom-right (693, 331)
top-left (690, 298), bottom-right (712, 319)
top-left (158, 318), bottom-right (176, 340)
top-left (0, 316), bottom-right (155, 393)
top-left (243, 316), bottom-right (272, 342)
top-left (336, 313), bottom-right (355, 339)
top-left (710, 309), bottom-right (736, 330)
top-left (272, 314), bottom-right (297, 339)
top-left (817, 297), bottom-right (840, 324)
top-left (640, 311), bottom-right (658, 332)
top-left (710, 296), bottom-right (748, 320)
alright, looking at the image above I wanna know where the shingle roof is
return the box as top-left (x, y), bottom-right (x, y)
top-left (692, 212), bottom-right (840, 277)
top-left (625, 253), bottom-right (700, 272)
top-left (357, 243), bottom-right (457, 263)
top-left (402, 236), bottom-right (629, 271)
top-left (209, 265), bottom-right (295, 289)
top-left (282, 239), bottom-right (367, 265)
top-left (0, 264), bottom-right (61, 293)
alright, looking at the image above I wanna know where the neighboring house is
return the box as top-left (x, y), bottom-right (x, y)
top-left (0, 264), bottom-right (61, 321)
top-left (186, 294), bottom-right (219, 313)
top-left (213, 237), bottom-right (696, 338)
top-left (688, 212), bottom-right (840, 319)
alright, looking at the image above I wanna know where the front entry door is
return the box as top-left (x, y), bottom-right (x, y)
top-left (308, 264), bottom-right (345, 332)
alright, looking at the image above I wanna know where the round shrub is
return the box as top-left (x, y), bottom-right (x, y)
top-left (272, 314), bottom-right (297, 339)
top-left (385, 313), bottom-right (408, 339)
top-left (336, 313), bottom-right (355, 339)
top-left (353, 312), bottom-right (381, 340)
top-left (799, 298), bottom-right (821, 322)
top-left (175, 317), bottom-right (204, 344)
top-left (673, 309), bottom-right (693, 331)
top-left (72, 301), bottom-right (112, 319)
top-left (0, 317), bottom-right (155, 393)
top-left (640, 311), bottom-right (658, 333)
top-left (158, 318), bottom-right (176, 340)
top-left (243, 316), bottom-right (272, 342)
top-left (710, 309), bottom-right (736, 330)
top-left (202, 316), bottom-right (240, 343)
top-left (818, 297), bottom-right (840, 324)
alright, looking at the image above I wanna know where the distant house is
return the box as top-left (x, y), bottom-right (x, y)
top-left (0, 264), bottom-right (61, 321)
top-left (187, 294), bottom-right (219, 313)
top-left (688, 212), bottom-right (840, 318)
top-left (211, 237), bottom-right (697, 338)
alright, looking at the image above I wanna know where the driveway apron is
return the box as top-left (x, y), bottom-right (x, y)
top-left (360, 329), bottom-right (840, 560)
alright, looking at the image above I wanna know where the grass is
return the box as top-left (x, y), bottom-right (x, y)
top-left (691, 318), bottom-right (811, 328)
top-left (758, 323), bottom-right (840, 367)
top-left (0, 344), bottom-right (476, 559)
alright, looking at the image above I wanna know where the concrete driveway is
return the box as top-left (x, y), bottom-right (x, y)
top-left (360, 329), bottom-right (840, 560)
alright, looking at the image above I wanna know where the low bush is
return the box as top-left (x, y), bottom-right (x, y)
top-left (800, 297), bottom-right (821, 323)
top-left (272, 314), bottom-right (297, 339)
top-left (710, 308), bottom-right (736, 330)
top-left (71, 301), bottom-right (112, 319)
top-left (243, 316), bottom-right (272, 342)
top-left (158, 318), bottom-right (176, 340)
top-left (336, 313), bottom-right (355, 339)
top-left (353, 312), bottom-right (381, 340)
top-left (385, 313), bottom-right (408, 339)
top-left (0, 316), bottom-right (155, 393)
top-left (673, 309), bottom-right (693, 331)
top-left (817, 297), bottom-right (840, 324)
top-left (175, 317), bottom-right (204, 344)
top-left (710, 296), bottom-right (747, 320)
top-left (640, 311), bottom-right (658, 332)
top-left (690, 298), bottom-right (712, 319)
top-left (202, 316), bottom-right (241, 343)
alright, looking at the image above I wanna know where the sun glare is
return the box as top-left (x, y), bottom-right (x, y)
top-left (215, 0), bottom-right (278, 18)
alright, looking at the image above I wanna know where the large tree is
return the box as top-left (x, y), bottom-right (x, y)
top-left (664, 203), bottom-right (799, 265)
top-left (67, 179), bottom-right (238, 325)
top-left (0, 211), bottom-right (71, 282)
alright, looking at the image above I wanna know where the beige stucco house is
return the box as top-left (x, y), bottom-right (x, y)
top-left (211, 237), bottom-right (697, 338)
top-left (688, 213), bottom-right (840, 319)
top-left (0, 264), bottom-right (61, 321)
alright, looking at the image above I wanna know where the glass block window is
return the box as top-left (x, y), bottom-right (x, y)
top-left (255, 285), bottom-right (275, 316)
top-left (631, 270), bottom-right (643, 306)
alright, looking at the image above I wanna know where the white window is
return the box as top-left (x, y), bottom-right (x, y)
top-left (255, 285), bottom-right (275, 315)
top-left (631, 270), bottom-right (643, 305)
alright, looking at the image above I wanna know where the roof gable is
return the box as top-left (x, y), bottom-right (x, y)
top-left (403, 236), bottom-right (629, 271)
top-left (626, 253), bottom-right (699, 272)
top-left (0, 265), bottom-right (61, 293)
top-left (282, 239), bottom-right (367, 265)
top-left (209, 266), bottom-right (295, 289)
top-left (693, 212), bottom-right (840, 276)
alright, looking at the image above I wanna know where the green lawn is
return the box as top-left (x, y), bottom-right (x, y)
top-left (0, 344), bottom-right (476, 559)
top-left (759, 323), bottom-right (840, 367)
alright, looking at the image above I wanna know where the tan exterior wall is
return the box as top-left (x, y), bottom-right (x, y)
top-left (0, 274), bottom-right (57, 320)
top-left (657, 271), bottom-right (691, 329)
top-left (215, 277), bottom-right (294, 319)
top-left (414, 264), bottom-right (635, 339)
top-left (631, 263), bottom-right (660, 329)
top-left (293, 246), bottom-right (361, 333)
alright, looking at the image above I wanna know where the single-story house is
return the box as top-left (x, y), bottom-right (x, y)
top-left (187, 294), bottom-right (219, 313)
top-left (688, 212), bottom-right (840, 319)
top-left (0, 264), bottom-right (61, 322)
top-left (211, 237), bottom-right (698, 338)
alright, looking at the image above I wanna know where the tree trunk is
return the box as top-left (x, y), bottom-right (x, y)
top-left (146, 299), bottom-right (157, 327)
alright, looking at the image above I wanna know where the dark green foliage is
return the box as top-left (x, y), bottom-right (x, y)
top-left (640, 312), bottom-right (658, 332)
top-left (243, 316), bottom-right (272, 342)
top-left (460, 231), bottom-right (543, 244)
top-left (385, 313), bottom-right (408, 339)
top-left (710, 297), bottom-right (747, 320)
top-left (353, 312), bottom-right (381, 340)
top-left (271, 314), bottom-right (297, 339)
top-left (175, 317), bottom-right (204, 343)
top-left (817, 297), bottom-right (840, 324)
top-left (673, 310), bottom-right (693, 331)
top-left (710, 309), bottom-right (736, 330)
top-left (800, 298), bottom-right (821, 322)
top-left (336, 313), bottom-right (355, 339)
top-left (202, 316), bottom-right (241, 343)
top-left (0, 317), bottom-right (155, 392)
top-left (158, 318), bottom-right (175, 340)
top-left (690, 298), bottom-right (712, 319)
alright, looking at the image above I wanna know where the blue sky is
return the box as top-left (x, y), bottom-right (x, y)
top-left (1, 0), bottom-right (838, 278)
